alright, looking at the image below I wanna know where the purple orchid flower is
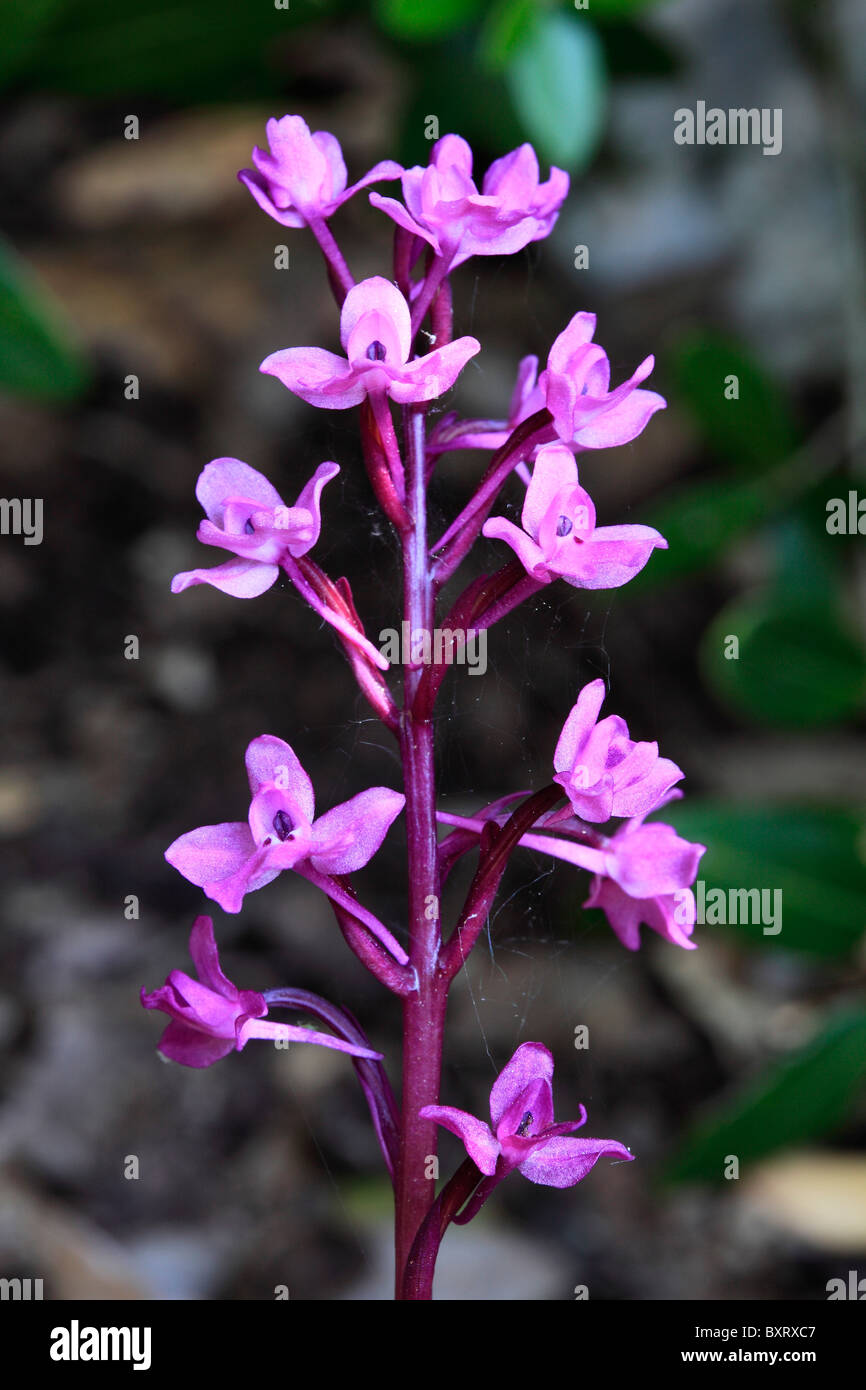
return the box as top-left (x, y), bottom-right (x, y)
top-left (438, 788), bottom-right (705, 952)
top-left (421, 1041), bottom-right (632, 1187)
top-left (141, 915), bottom-right (384, 1068)
top-left (369, 135), bottom-right (568, 269)
top-left (170, 457), bottom-right (388, 670)
top-left (435, 311), bottom-right (665, 455)
top-left (165, 735), bottom-right (408, 963)
top-left (238, 115), bottom-right (402, 228)
top-left (543, 311), bottom-right (666, 450)
top-left (482, 442), bottom-right (667, 589)
top-left (260, 275), bottom-right (479, 409)
top-left (582, 811), bottom-right (706, 951)
top-left (552, 679), bottom-right (684, 822)
top-left (171, 456), bottom-right (337, 599)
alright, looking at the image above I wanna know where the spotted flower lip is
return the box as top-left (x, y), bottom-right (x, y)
top-left (171, 457), bottom-right (338, 599)
top-left (164, 735), bottom-right (408, 963)
top-left (552, 679), bottom-right (684, 823)
top-left (260, 276), bottom-right (480, 409)
top-left (421, 1041), bottom-right (633, 1187)
top-left (238, 115), bottom-right (403, 228)
top-left (482, 442), bottom-right (667, 589)
top-left (369, 134), bottom-right (568, 269)
top-left (141, 915), bottom-right (384, 1068)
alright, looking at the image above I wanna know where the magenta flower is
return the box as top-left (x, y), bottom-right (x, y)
top-left (442, 314), bottom-right (665, 454)
top-left (370, 135), bottom-right (568, 269)
top-left (141, 915), bottom-right (383, 1068)
top-left (552, 679), bottom-right (684, 822)
top-left (171, 457), bottom-right (337, 599)
top-left (543, 311), bottom-right (666, 450)
top-left (482, 442), bottom-right (666, 589)
top-left (260, 276), bottom-right (479, 410)
top-left (437, 790), bottom-right (705, 952)
top-left (165, 735), bottom-right (408, 962)
top-left (583, 812), bottom-right (705, 951)
top-left (421, 1041), bottom-right (632, 1187)
top-left (238, 115), bottom-right (402, 228)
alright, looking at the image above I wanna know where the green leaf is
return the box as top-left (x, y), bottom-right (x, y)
top-left (665, 1008), bottom-right (866, 1182)
top-left (505, 11), bottom-right (606, 170)
top-left (6, 0), bottom-right (316, 100)
top-left (0, 0), bottom-right (67, 86)
top-left (671, 331), bottom-right (798, 475)
top-left (700, 593), bottom-right (866, 728)
top-left (627, 444), bottom-right (827, 593)
top-left (583, 0), bottom-right (662, 14)
top-left (0, 241), bottom-right (89, 402)
top-left (398, 57), bottom-right (524, 171)
top-left (376, 0), bottom-right (483, 41)
top-left (662, 802), bottom-right (866, 958)
top-left (479, 0), bottom-right (536, 70)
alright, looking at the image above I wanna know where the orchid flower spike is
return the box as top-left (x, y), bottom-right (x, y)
top-left (482, 443), bottom-right (667, 589)
top-left (141, 915), bottom-right (384, 1068)
top-left (165, 735), bottom-right (408, 962)
top-left (260, 276), bottom-right (479, 409)
top-left (239, 115), bottom-right (402, 228)
top-left (422, 1041), bottom-right (632, 1187)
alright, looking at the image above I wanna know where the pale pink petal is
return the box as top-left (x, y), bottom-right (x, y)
top-left (308, 787), bottom-right (405, 875)
top-left (489, 1042), bottom-right (554, 1129)
top-left (518, 1135), bottom-right (633, 1187)
top-left (419, 1105), bottom-right (501, 1176)
top-left (171, 557), bottom-right (279, 598)
top-left (244, 735), bottom-right (315, 819)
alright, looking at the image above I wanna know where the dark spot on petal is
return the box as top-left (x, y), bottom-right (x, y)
top-left (272, 810), bottom-right (294, 841)
top-left (366, 340), bottom-right (387, 362)
top-left (262, 837), bottom-right (272, 846)
top-left (556, 515), bottom-right (573, 537)
top-left (516, 1110), bottom-right (534, 1137)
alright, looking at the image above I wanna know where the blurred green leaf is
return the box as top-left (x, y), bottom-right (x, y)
top-left (479, 0), bottom-right (536, 70)
top-left (662, 802), bottom-right (866, 958)
top-left (700, 595), bottom-right (866, 728)
top-left (376, 0), bottom-right (483, 41)
top-left (671, 331), bottom-right (798, 475)
top-left (399, 46), bottom-right (524, 170)
top-left (0, 0), bottom-right (67, 85)
top-left (505, 11), bottom-right (606, 170)
top-left (6, 0), bottom-right (315, 100)
top-left (0, 241), bottom-right (89, 402)
top-left (585, 0), bottom-right (662, 14)
top-left (666, 1008), bottom-right (866, 1182)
